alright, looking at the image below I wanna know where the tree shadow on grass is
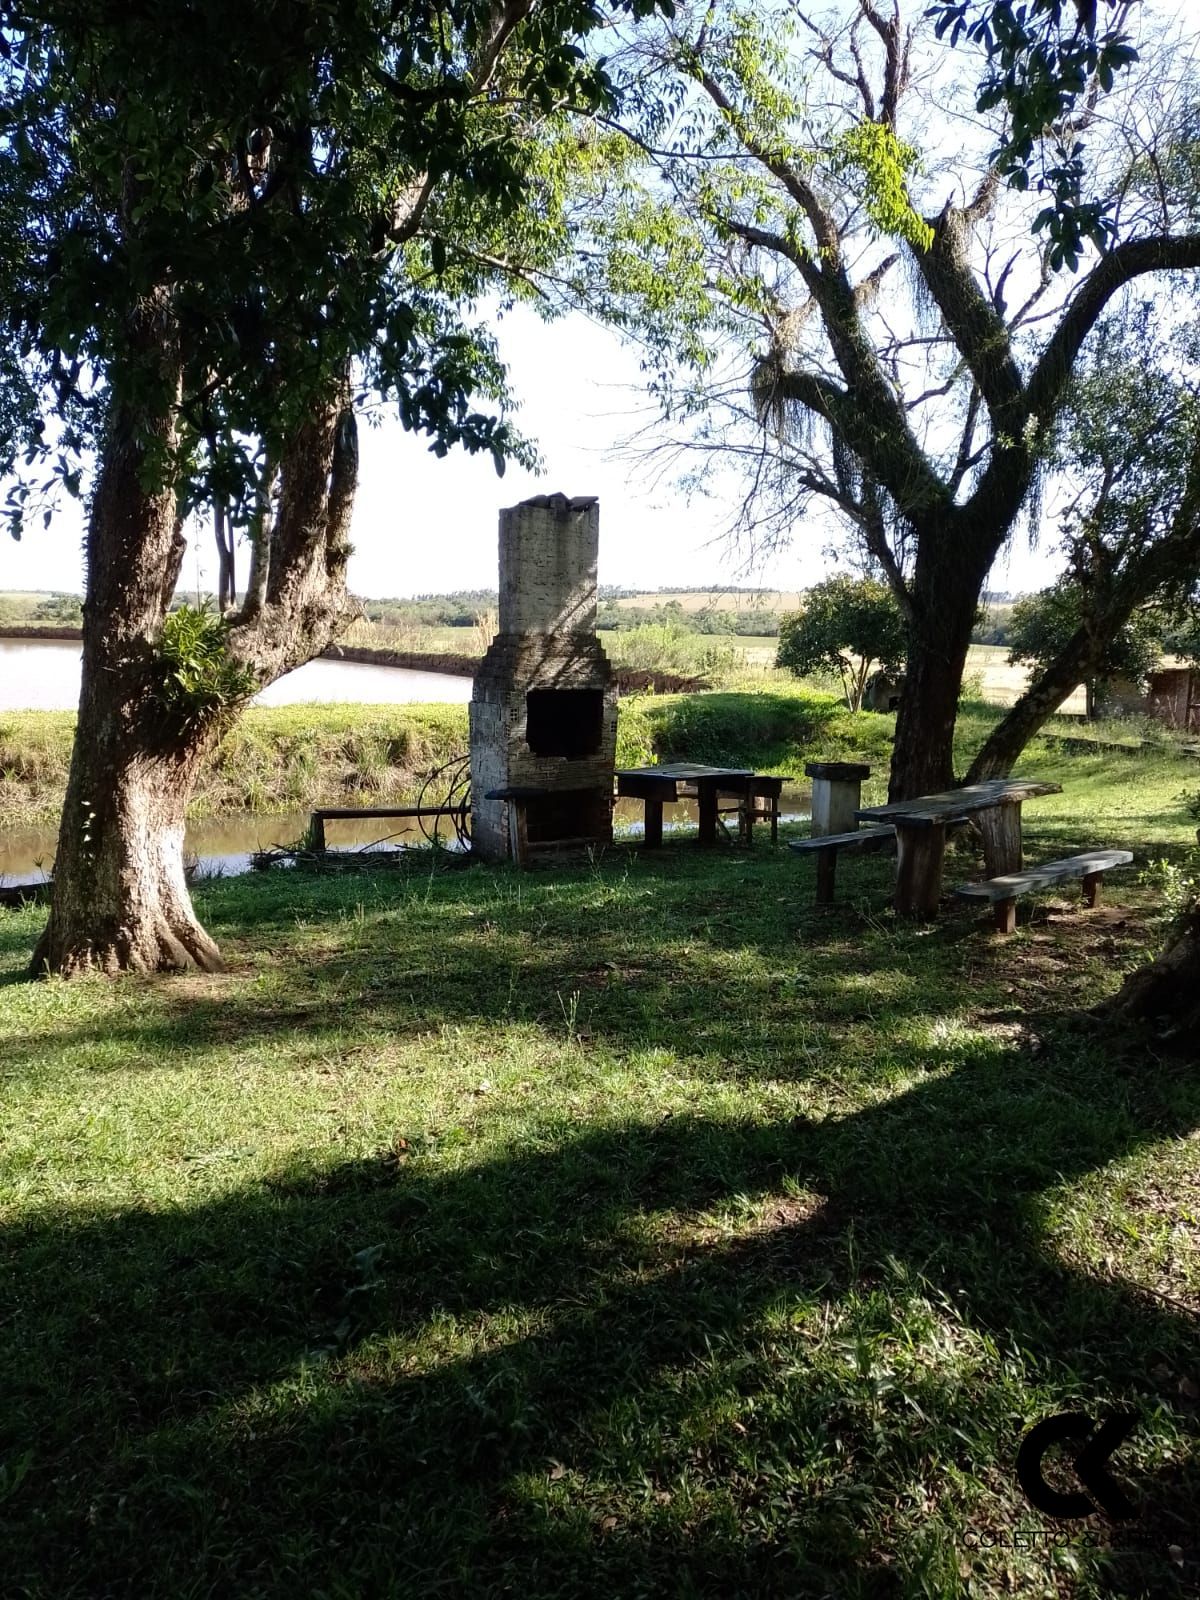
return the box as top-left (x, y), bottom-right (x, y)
top-left (1, 1034), bottom-right (1197, 1598)
top-left (1, 837), bottom-right (1114, 1080)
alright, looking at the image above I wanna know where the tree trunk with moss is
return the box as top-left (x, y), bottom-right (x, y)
top-left (30, 303), bottom-right (227, 973)
top-left (32, 324), bottom-right (358, 978)
top-left (889, 524), bottom-right (995, 799)
top-left (965, 632), bottom-right (1096, 783)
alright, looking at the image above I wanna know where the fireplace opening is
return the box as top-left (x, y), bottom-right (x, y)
top-left (525, 688), bottom-right (604, 759)
top-left (523, 787), bottom-right (611, 844)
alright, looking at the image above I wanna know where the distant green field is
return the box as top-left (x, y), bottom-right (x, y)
top-left (612, 588), bottom-right (804, 612)
top-left (967, 643), bottom-right (1087, 715)
top-left (0, 592), bottom-right (1081, 712)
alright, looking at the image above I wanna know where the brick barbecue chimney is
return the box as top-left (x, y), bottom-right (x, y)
top-left (469, 494), bottom-right (617, 862)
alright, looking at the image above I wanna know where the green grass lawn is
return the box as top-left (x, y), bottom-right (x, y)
top-left (1, 749), bottom-right (1199, 1597)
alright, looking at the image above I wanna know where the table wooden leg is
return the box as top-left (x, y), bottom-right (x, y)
top-left (894, 821), bottom-right (946, 918)
top-left (643, 798), bottom-right (664, 849)
top-left (698, 781), bottom-right (718, 846)
top-left (740, 779), bottom-right (755, 847)
top-left (1083, 871), bottom-right (1102, 908)
top-left (976, 801), bottom-right (1022, 876)
top-left (993, 897), bottom-right (1017, 934)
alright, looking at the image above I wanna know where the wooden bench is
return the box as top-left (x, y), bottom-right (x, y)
top-left (788, 825), bottom-right (897, 903)
top-left (953, 849), bottom-right (1133, 934)
top-left (789, 816), bottom-right (974, 905)
top-left (309, 805), bottom-right (468, 852)
top-left (719, 774), bottom-right (792, 846)
top-left (678, 775), bottom-right (793, 846)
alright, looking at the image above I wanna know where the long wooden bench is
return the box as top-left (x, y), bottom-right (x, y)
top-left (788, 825), bottom-right (897, 903)
top-left (309, 805), bottom-right (468, 851)
top-left (789, 815), bottom-right (973, 905)
top-left (953, 849), bottom-right (1133, 934)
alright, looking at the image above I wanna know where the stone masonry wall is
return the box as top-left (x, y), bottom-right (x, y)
top-left (498, 494), bottom-right (599, 636)
top-left (471, 494), bottom-right (616, 862)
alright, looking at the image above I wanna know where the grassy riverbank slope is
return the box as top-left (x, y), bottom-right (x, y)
top-left (1, 763), bottom-right (1198, 1596)
top-left (5, 682), bottom-right (1197, 834)
top-left (1, 687), bottom-right (899, 829)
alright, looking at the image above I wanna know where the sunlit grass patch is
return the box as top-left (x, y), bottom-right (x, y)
top-left (1, 771), bottom-right (1199, 1596)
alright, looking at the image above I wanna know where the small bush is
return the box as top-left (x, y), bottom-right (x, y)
top-left (153, 606), bottom-right (255, 731)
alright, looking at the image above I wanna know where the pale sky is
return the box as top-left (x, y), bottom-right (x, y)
top-left (6, 0), bottom-right (1194, 606)
top-left (1, 302), bottom-right (1067, 602)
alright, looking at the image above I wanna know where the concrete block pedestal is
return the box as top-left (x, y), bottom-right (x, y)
top-left (804, 761), bottom-right (871, 837)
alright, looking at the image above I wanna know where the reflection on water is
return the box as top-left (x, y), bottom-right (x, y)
top-left (1, 789), bottom-right (812, 887)
top-left (0, 637), bottom-right (474, 712)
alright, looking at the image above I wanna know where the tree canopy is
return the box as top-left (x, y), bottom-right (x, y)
top-left (930, 0), bottom-right (1142, 268)
top-left (0, 0), bottom-right (667, 538)
top-left (776, 573), bottom-right (906, 712)
top-left (555, 0), bottom-right (1200, 795)
top-left (1007, 582), bottom-right (1165, 697)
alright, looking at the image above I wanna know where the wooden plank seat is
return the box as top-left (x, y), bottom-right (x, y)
top-left (789, 816), bottom-right (973, 905)
top-left (309, 804), bottom-right (469, 851)
top-left (789, 824), bottom-right (897, 904)
top-left (953, 849), bottom-right (1133, 934)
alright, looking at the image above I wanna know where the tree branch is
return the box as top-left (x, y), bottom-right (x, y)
top-left (772, 366), bottom-right (949, 521)
top-left (1026, 232), bottom-right (1200, 421)
top-left (914, 201), bottom-right (1024, 428)
top-left (857, 0), bottom-right (907, 126)
top-left (694, 67), bottom-right (842, 261)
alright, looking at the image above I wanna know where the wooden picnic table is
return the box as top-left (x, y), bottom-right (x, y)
top-left (615, 763), bottom-right (755, 848)
top-left (856, 778), bottom-right (1062, 917)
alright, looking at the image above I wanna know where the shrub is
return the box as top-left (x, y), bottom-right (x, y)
top-left (777, 576), bottom-right (906, 712)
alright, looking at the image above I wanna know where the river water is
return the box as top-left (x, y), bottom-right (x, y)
top-left (0, 792), bottom-right (811, 887)
top-left (1, 636), bottom-right (810, 887)
top-left (1, 635), bottom-right (478, 884)
top-left (0, 636), bottom-right (475, 711)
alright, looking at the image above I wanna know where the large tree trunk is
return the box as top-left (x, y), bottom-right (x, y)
top-left (889, 532), bottom-right (991, 801)
top-left (29, 291), bottom-right (220, 976)
top-left (31, 336), bottom-right (359, 978)
top-left (965, 631), bottom-right (1093, 782)
top-left (1104, 903), bottom-right (1200, 1038)
top-left (31, 712), bottom-right (224, 976)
